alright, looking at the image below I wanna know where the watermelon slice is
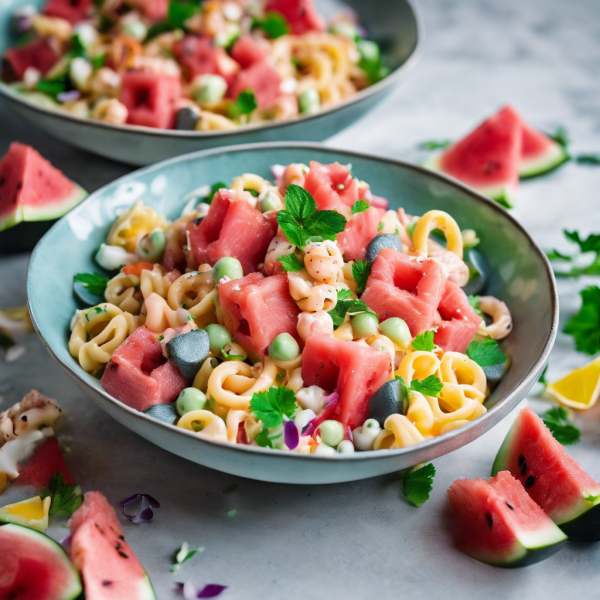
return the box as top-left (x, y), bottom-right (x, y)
top-left (424, 106), bottom-right (523, 208)
top-left (520, 121), bottom-right (569, 179)
top-left (13, 436), bottom-right (76, 489)
top-left (0, 142), bottom-right (87, 232)
top-left (301, 334), bottom-right (390, 430)
top-left (69, 491), bottom-right (156, 600)
top-left (0, 523), bottom-right (82, 599)
top-left (493, 407), bottom-right (600, 541)
top-left (264, 0), bottom-right (326, 34)
top-left (2, 38), bottom-right (58, 82)
top-left (219, 272), bottom-right (301, 358)
top-left (448, 471), bottom-right (567, 567)
top-left (361, 248), bottom-right (448, 336)
top-left (303, 161), bottom-right (358, 217)
top-left (336, 207), bottom-right (380, 261)
top-left (230, 61), bottom-right (281, 109)
top-left (44, 0), bottom-right (93, 24)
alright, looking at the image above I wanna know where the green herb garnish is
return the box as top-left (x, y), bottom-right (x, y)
top-left (411, 330), bottom-right (435, 352)
top-left (419, 140), bottom-right (451, 150)
top-left (564, 286), bottom-right (600, 355)
top-left (253, 12), bottom-right (290, 39)
top-left (202, 181), bottom-right (226, 205)
top-left (466, 337), bottom-right (507, 367)
top-left (468, 295), bottom-right (484, 318)
top-left (328, 290), bottom-right (372, 328)
top-left (351, 199), bottom-right (370, 214)
top-left (250, 386), bottom-right (297, 429)
top-left (576, 154), bottom-right (600, 165)
top-left (221, 344), bottom-right (244, 361)
top-left (74, 273), bottom-right (109, 296)
top-left (547, 230), bottom-right (600, 277)
top-left (171, 542), bottom-right (204, 573)
top-left (168, 0), bottom-right (200, 28)
top-left (357, 39), bottom-right (389, 84)
top-left (548, 126), bottom-right (569, 147)
top-left (352, 260), bottom-right (371, 295)
top-left (538, 364), bottom-right (548, 387)
top-left (245, 188), bottom-right (260, 197)
top-left (542, 407), bottom-right (580, 446)
top-left (40, 474), bottom-right (83, 517)
top-left (227, 89), bottom-right (258, 119)
top-left (278, 253), bottom-right (304, 272)
top-left (36, 77), bottom-right (67, 97)
top-left (402, 463), bottom-right (435, 507)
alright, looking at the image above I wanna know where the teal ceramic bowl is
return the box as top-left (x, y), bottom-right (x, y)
top-left (27, 143), bottom-right (558, 484)
top-left (0, 0), bottom-right (422, 166)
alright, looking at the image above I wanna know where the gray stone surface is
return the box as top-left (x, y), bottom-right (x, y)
top-left (1, 0), bottom-right (600, 597)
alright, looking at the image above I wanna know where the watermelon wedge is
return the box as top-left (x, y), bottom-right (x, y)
top-left (448, 471), bottom-right (567, 567)
top-left (520, 121), bottom-right (569, 179)
top-left (493, 407), bottom-right (600, 541)
top-left (0, 142), bottom-right (87, 232)
top-left (0, 523), bottom-right (82, 600)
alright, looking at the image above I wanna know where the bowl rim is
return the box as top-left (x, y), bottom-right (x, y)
top-left (27, 141), bottom-right (559, 463)
top-left (0, 0), bottom-right (424, 140)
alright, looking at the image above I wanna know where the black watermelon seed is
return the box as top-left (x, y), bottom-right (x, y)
top-left (506, 502), bottom-right (514, 510)
top-left (520, 462), bottom-right (527, 476)
top-left (525, 475), bottom-right (535, 489)
top-left (102, 581), bottom-right (112, 587)
top-left (518, 455), bottom-right (525, 467)
top-left (117, 550), bottom-right (129, 558)
top-left (118, 535), bottom-right (125, 540)
top-left (486, 514), bottom-right (493, 530)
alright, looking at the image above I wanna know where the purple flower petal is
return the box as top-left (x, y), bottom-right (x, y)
top-left (198, 584), bottom-right (228, 598)
top-left (118, 493), bottom-right (160, 523)
top-left (284, 420), bottom-right (299, 450)
top-left (178, 581), bottom-right (228, 599)
top-left (57, 90), bottom-right (81, 103)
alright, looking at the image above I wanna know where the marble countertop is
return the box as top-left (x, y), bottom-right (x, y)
top-left (2, 0), bottom-right (600, 597)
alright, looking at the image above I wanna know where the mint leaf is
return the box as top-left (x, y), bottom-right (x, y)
top-left (402, 463), bottom-right (435, 507)
top-left (278, 254), bottom-right (303, 272)
top-left (468, 295), bottom-right (484, 318)
top-left (284, 184), bottom-right (315, 221)
top-left (564, 286), bottom-right (600, 355)
top-left (410, 375), bottom-right (443, 397)
top-left (303, 210), bottom-right (347, 242)
top-left (542, 407), bottom-right (580, 446)
top-left (40, 474), bottom-right (83, 517)
top-left (250, 386), bottom-right (297, 429)
top-left (328, 291), bottom-right (372, 328)
top-left (419, 140), bottom-right (451, 150)
top-left (352, 260), bottom-right (371, 295)
top-left (253, 12), bottom-right (290, 38)
top-left (168, 0), bottom-right (200, 28)
top-left (227, 89), bottom-right (258, 119)
top-left (351, 200), bottom-right (370, 214)
top-left (466, 337), bottom-right (507, 367)
top-left (412, 331), bottom-right (435, 352)
top-left (74, 273), bottom-right (109, 296)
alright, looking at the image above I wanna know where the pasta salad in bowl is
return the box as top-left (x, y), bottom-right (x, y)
top-left (27, 143), bottom-right (557, 483)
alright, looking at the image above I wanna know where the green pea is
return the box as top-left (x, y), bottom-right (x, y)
top-left (192, 74), bottom-right (227, 104)
top-left (121, 20), bottom-right (147, 41)
top-left (176, 387), bottom-right (207, 416)
top-left (379, 317), bottom-right (411, 348)
top-left (212, 257), bottom-right (243, 283)
top-left (205, 324), bottom-right (232, 354)
top-left (351, 312), bottom-right (379, 339)
top-left (135, 229), bottom-right (166, 262)
top-left (299, 88), bottom-right (320, 115)
top-left (268, 333), bottom-right (300, 361)
top-left (319, 420), bottom-right (344, 447)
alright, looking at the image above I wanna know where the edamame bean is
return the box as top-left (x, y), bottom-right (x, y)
top-left (136, 229), bottom-right (167, 262)
top-left (319, 420), bottom-right (344, 447)
top-left (121, 20), bottom-right (147, 41)
top-left (268, 333), bottom-right (300, 361)
top-left (176, 387), bottom-right (207, 416)
top-left (212, 257), bottom-right (243, 283)
top-left (299, 88), bottom-right (320, 115)
top-left (351, 312), bottom-right (379, 339)
top-left (379, 318), bottom-right (411, 348)
top-left (192, 74), bottom-right (227, 104)
top-left (205, 323), bottom-right (232, 354)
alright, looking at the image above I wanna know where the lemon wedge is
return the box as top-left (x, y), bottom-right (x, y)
top-left (546, 357), bottom-right (600, 410)
top-left (0, 496), bottom-right (51, 532)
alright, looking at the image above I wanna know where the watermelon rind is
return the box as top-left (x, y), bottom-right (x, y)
top-left (519, 141), bottom-right (570, 179)
top-left (0, 523), bottom-right (82, 600)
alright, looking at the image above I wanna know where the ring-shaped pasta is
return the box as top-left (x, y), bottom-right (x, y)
top-left (207, 362), bottom-right (255, 410)
top-left (412, 210), bottom-right (463, 259)
top-left (140, 264), bottom-right (170, 301)
top-left (230, 173), bottom-right (270, 198)
top-left (374, 414), bottom-right (426, 450)
top-left (193, 357), bottom-right (220, 393)
top-left (478, 296), bottom-right (513, 340)
top-left (105, 271), bottom-right (142, 314)
top-left (243, 359), bottom-right (280, 396)
top-left (439, 352), bottom-right (487, 394)
top-left (287, 367), bottom-right (304, 393)
top-left (223, 373), bottom-right (255, 395)
top-left (144, 293), bottom-right (182, 333)
top-left (107, 200), bottom-right (168, 252)
top-left (167, 271), bottom-right (215, 312)
top-left (405, 391), bottom-right (435, 436)
top-left (177, 410), bottom-right (227, 442)
top-left (395, 351), bottom-right (441, 383)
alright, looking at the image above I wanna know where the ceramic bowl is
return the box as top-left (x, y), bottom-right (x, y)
top-left (0, 0), bottom-right (422, 166)
top-left (27, 143), bottom-right (558, 484)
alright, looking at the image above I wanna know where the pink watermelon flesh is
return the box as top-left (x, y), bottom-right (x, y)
top-left (304, 161), bottom-right (359, 218)
top-left (0, 523), bottom-right (82, 600)
top-left (69, 492), bottom-right (155, 600)
top-left (231, 35), bottom-right (269, 69)
top-left (493, 407), bottom-right (600, 531)
top-left (264, 0), bottom-right (326, 34)
top-left (336, 206), bottom-right (380, 261)
top-left (119, 70), bottom-right (181, 129)
top-left (44, 0), bottom-right (92, 23)
top-left (433, 281), bottom-right (482, 352)
top-left (219, 272), bottom-right (301, 358)
top-left (2, 38), bottom-right (58, 81)
top-left (13, 436), bottom-right (76, 489)
top-left (173, 36), bottom-right (235, 83)
top-left (0, 142), bottom-right (87, 231)
top-left (186, 190), bottom-right (277, 274)
top-left (129, 0), bottom-right (168, 22)
top-left (301, 333), bottom-right (390, 430)
top-left (361, 248), bottom-right (448, 336)
top-left (230, 60), bottom-right (281, 108)
top-left (448, 471), bottom-right (567, 567)
top-left (100, 325), bottom-right (189, 412)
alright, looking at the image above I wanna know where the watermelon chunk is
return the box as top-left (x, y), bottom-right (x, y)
top-left (231, 35), bottom-right (270, 69)
top-left (44, 0), bottom-right (92, 24)
top-left (129, 0), bottom-right (169, 22)
top-left (0, 142), bottom-right (87, 232)
top-left (186, 190), bottom-right (277, 274)
top-left (303, 161), bottom-right (359, 217)
top-left (301, 334), bottom-right (390, 430)
top-left (448, 471), bottom-right (567, 567)
top-left (219, 272), bottom-right (301, 358)
top-left (424, 105), bottom-right (523, 208)
top-left (520, 121), bottom-right (569, 178)
top-left (433, 281), bottom-right (482, 353)
top-left (361, 248), bottom-right (448, 336)
top-left (336, 207), bottom-right (380, 261)
top-left (173, 36), bottom-right (237, 83)
top-left (264, 0), bottom-right (326, 34)
top-left (493, 406), bottom-right (600, 540)
top-left (0, 523), bottom-right (82, 600)
top-left (100, 325), bottom-right (189, 412)
top-left (69, 492), bottom-right (156, 600)
top-left (2, 38), bottom-right (58, 81)
top-left (119, 70), bottom-right (181, 130)
top-left (13, 436), bottom-right (75, 489)
top-left (230, 61), bottom-right (281, 109)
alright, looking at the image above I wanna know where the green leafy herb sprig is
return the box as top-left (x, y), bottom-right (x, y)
top-left (466, 337), bottom-right (507, 367)
top-left (411, 331), bottom-right (435, 352)
top-left (252, 12), bottom-right (290, 38)
top-left (396, 375), bottom-right (443, 398)
top-left (227, 90), bottom-right (258, 119)
top-left (402, 463), bottom-right (436, 507)
top-left (328, 289), bottom-right (372, 328)
top-left (563, 286), bottom-right (600, 355)
top-left (250, 386), bottom-right (297, 429)
top-left (278, 254), bottom-right (304, 272)
top-left (352, 260), bottom-right (371, 295)
top-left (171, 542), bottom-right (205, 573)
top-left (542, 407), bottom-right (580, 446)
top-left (74, 273), bottom-right (109, 297)
top-left (40, 473), bottom-right (83, 517)
top-left (351, 200), bottom-right (370, 214)
top-left (547, 230), bottom-right (600, 277)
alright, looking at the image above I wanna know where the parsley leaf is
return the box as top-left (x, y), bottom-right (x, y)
top-left (255, 428), bottom-right (274, 448)
top-left (410, 375), bottom-right (443, 397)
top-left (351, 199), bottom-right (370, 214)
top-left (564, 286), bottom-right (600, 355)
top-left (171, 542), bottom-right (204, 573)
top-left (168, 0), bottom-right (200, 28)
top-left (412, 331), bottom-right (435, 352)
top-left (357, 39), bottom-right (389, 84)
top-left (328, 290), bottom-right (372, 328)
top-left (547, 230), bottom-right (600, 277)
top-left (253, 12), bottom-right (290, 39)
top-left (74, 273), bottom-right (109, 296)
top-left (466, 337), bottom-right (507, 367)
top-left (418, 140), bottom-right (451, 150)
top-left (278, 253), bottom-right (303, 272)
top-left (250, 386), bottom-right (298, 429)
top-left (352, 260), bottom-right (371, 295)
top-left (468, 295), bottom-right (484, 318)
top-left (402, 463), bottom-right (435, 507)
top-left (227, 89), bottom-right (257, 119)
top-left (546, 249), bottom-right (572, 261)
top-left (40, 474), bottom-right (83, 517)
top-left (542, 407), bottom-right (580, 445)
